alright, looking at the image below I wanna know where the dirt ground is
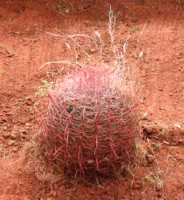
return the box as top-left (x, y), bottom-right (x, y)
top-left (0, 0), bottom-right (184, 199)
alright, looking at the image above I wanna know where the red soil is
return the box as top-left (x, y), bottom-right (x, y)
top-left (0, 0), bottom-right (184, 199)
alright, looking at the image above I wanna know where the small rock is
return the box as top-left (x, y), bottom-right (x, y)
top-left (178, 139), bottom-right (184, 145)
top-left (10, 132), bottom-right (17, 140)
top-left (12, 146), bottom-right (19, 152)
top-left (3, 130), bottom-right (17, 139)
top-left (174, 123), bottom-right (181, 129)
top-left (21, 130), bottom-right (28, 139)
top-left (141, 112), bottom-right (149, 120)
top-left (2, 133), bottom-right (9, 139)
top-left (25, 123), bottom-right (31, 126)
top-left (146, 154), bottom-right (155, 164)
top-left (156, 181), bottom-right (164, 192)
top-left (3, 126), bottom-right (8, 131)
top-left (8, 139), bottom-right (16, 146)
top-left (142, 126), bottom-right (155, 138)
top-left (25, 97), bottom-right (33, 106)
top-left (159, 106), bottom-right (165, 111)
top-left (132, 180), bottom-right (142, 190)
top-left (0, 118), bottom-right (7, 124)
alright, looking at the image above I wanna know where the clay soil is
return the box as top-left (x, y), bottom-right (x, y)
top-left (0, 0), bottom-right (184, 199)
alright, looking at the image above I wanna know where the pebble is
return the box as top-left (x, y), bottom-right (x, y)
top-left (12, 146), bottom-right (19, 152)
top-left (141, 112), bottom-right (149, 120)
top-left (8, 139), bottom-right (16, 146)
top-left (146, 154), bottom-right (155, 164)
top-left (25, 97), bottom-right (33, 106)
top-left (3, 131), bottom-right (17, 139)
top-left (3, 126), bottom-right (8, 131)
top-left (20, 129), bottom-right (28, 139)
top-left (132, 180), bottom-right (142, 190)
top-left (10, 132), bottom-right (17, 139)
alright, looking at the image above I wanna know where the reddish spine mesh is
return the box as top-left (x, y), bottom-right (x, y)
top-left (39, 67), bottom-right (139, 177)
